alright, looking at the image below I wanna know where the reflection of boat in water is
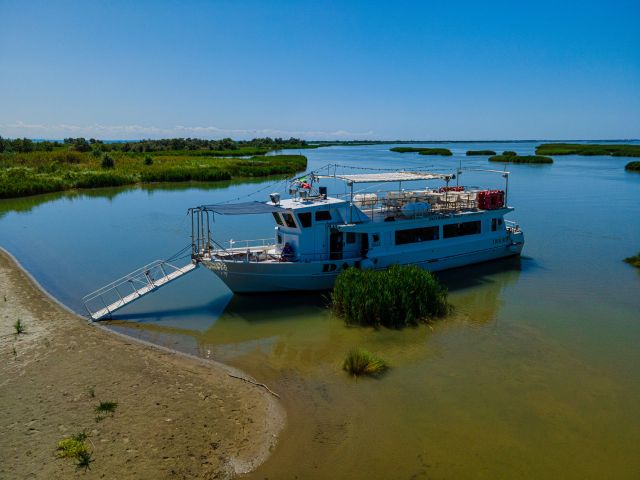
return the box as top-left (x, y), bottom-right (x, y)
top-left (196, 167), bottom-right (524, 292)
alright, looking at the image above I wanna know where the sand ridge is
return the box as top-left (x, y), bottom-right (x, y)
top-left (0, 248), bottom-right (284, 479)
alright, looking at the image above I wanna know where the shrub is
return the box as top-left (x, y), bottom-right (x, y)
top-left (332, 265), bottom-right (450, 328)
top-left (101, 153), bottom-right (114, 169)
top-left (502, 150), bottom-right (517, 156)
top-left (144, 155), bottom-right (153, 165)
top-left (343, 348), bottom-right (388, 377)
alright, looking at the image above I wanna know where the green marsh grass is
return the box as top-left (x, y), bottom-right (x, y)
top-left (466, 150), bottom-right (496, 156)
top-left (343, 348), bottom-right (388, 378)
top-left (332, 265), bottom-right (450, 328)
top-left (0, 150), bottom-right (306, 199)
top-left (536, 143), bottom-right (640, 157)
top-left (489, 154), bottom-right (553, 164)
top-left (390, 147), bottom-right (453, 156)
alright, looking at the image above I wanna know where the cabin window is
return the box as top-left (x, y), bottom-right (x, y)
top-left (395, 226), bottom-right (439, 245)
top-left (282, 213), bottom-right (297, 228)
top-left (272, 212), bottom-right (284, 226)
top-left (298, 212), bottom-right (312, 228)
top-left (315, 210), bottom-right (332, 221)
top-left (346, 232), bottom-right (357, 244)
top-left (372, 233), bottom-right (380, 246)
top-left (443, 220), bottom-right (481, 238)
top-left (277, 233), bottom-right (282, 244)
top-left (491, 218), bottom-right (497, 231)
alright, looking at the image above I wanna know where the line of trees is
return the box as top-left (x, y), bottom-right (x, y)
top-left (0, 136), bottom-right (309, 154)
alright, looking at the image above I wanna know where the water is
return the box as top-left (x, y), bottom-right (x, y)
top-left (1, 142), bottom-right (639, 478)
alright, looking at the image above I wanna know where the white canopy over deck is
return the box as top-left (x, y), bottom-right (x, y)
top-left (313, 171), bottom-right (453, 184)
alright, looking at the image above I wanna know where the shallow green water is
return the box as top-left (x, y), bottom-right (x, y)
top-left (1, 142), bottom-right (639, 478)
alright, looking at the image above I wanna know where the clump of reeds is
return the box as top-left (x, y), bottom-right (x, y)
top-left (332, 265), bottom-right (450, 328)
top-left (343, 348), bottom-right (388, 377)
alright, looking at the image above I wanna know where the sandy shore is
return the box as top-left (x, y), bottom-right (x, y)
top-left (0, 249), bottom-right (284, 479)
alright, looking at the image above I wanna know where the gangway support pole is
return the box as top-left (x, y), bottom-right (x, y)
top-left (206, 210), bottom-right (211, 257)
top-left (200, 208), bottom-right (205, 257)
top-left (190, 208), bottom-right (196, 259)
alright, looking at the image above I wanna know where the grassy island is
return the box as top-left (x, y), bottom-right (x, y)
top-left (0, 137), bottom-right (308, 199)
top-left (625, 161), bottom-right (640, 172)
top-left (332, 265), bottom-right (450, 328)
top-left (536, 143), bottom-right (640, 157)
top-left (466, 150), bottom-right (496, 156)
top-left (390, 147), bottom-right (453, 156)
top-left (489, 153), bottom-right (553, 164)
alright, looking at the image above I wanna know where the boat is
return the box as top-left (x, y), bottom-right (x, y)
top-left (192, 167), bottom-right (525, 293)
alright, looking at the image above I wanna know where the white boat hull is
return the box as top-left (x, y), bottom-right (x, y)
top-left (202, 231), bottom-right (524, 293)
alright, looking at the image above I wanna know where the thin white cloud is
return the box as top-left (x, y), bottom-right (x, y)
top-left (0, 121), bottom-right (374, 140)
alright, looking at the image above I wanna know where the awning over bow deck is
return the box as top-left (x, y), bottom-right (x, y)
top-left (197, 201), bottom-right (289, 215)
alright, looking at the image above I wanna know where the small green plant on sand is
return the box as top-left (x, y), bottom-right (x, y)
top-left (624, 252), bottom-right (640, 268)
top-left (57, 432), bottom-right (88, 458)
top-left (13, 318), bottom-right (26, 335)
top-left (95, 400), bottom-right (117, 414)
top-left (343, 348), bottom-right (388, 378)
top-left (76, 450), bottom-right (94, 471)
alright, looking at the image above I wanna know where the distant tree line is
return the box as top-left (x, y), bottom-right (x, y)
top-left (0, 136), bottom-right (309, 154)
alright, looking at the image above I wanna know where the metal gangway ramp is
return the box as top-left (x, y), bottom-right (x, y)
top-left (82, 259), bottom-right (198, 320)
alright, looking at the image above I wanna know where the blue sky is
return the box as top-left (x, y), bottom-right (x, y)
top-left (1, 0), bottom-right (638, 140)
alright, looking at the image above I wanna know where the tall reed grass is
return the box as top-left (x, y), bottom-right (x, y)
top-left (332, 265), bottom-right (450, 328)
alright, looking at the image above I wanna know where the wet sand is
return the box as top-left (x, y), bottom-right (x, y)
top-left (0, 249), bottom-right (284, 479)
